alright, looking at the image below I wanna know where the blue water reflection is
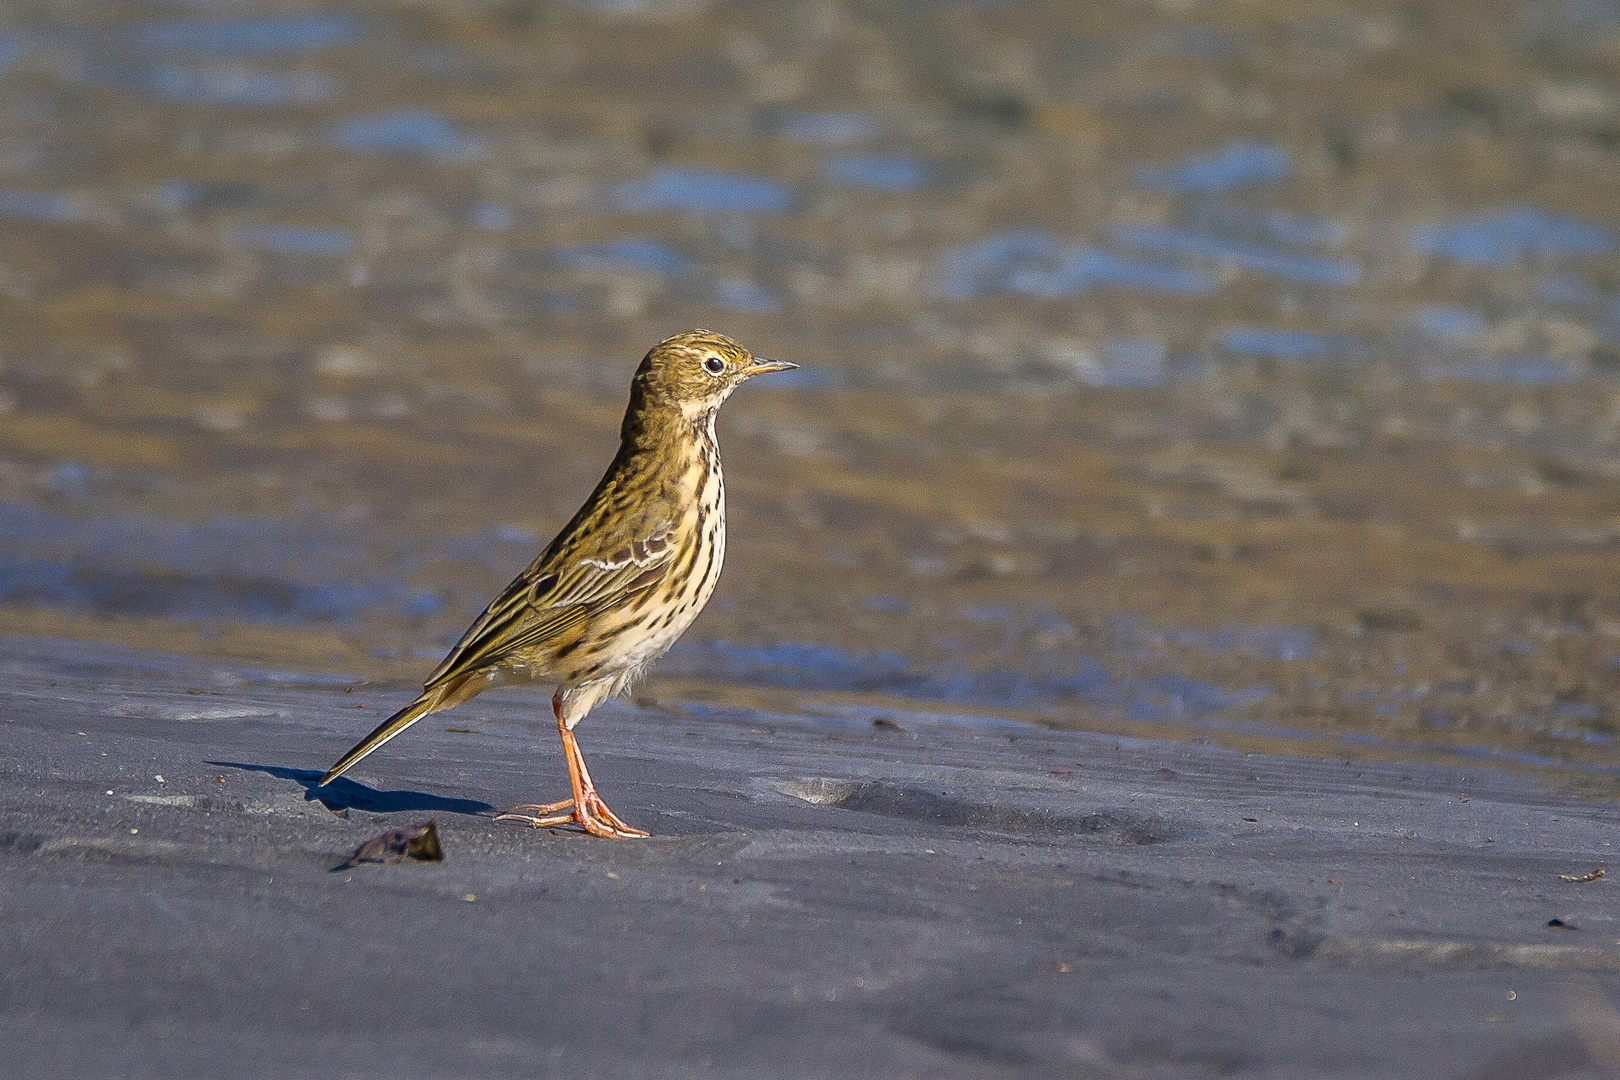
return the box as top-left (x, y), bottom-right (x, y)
top-left (1137, 140), bottom-right (1291, 193)
top-left (1084, 340), bottom-right (1169, 387)
top-left (0, 554), bottom-right (434, 623)
top-left (822, 156), bottom-right (928, 191)
top-left (0, 502), bottom-right (437, 625)
top-left (933, 232), bottom-right (1215, 298)
top-left (1155, 625), bottom-right (1317, 661)
top-left (1418, 355), bottom-right (1580, 385)
top-left (0, 191), bottom-right (88, 223)
top-left (610, 168), bottom-right (792, 214)
top-left (1261, 212), bottom-right (1348, 247)
top-left (229, 224), bottom-right (355, 255)
top-left (713, 280), bottom-right (781, 312)
top-left (127, 15), bottom-right (365, 55)
top-left (0, 33), bottom-right (30, 69)
top-left (1115, 614), bottom-right (1317, 660)
top-left (1415, 306), bottom-right (1487, 340)
top-left (776, 112), bottom-right (879, 143)
top-left (542, 238), bottom-right (687, 274)
top-left (470, 203), bottom-right (513, 230)
top-left (662, 639), bottom-right (1270, 720)
top-left (1539, 274), bottom-right (1601, 303)
top-left (332, 111), bottom-right (486, 161)
top-left (1411, 208), bottom-right (1617, 266)
top-left (1221, 327), bottom-right (1369, 361)
top-left (100, 64), bottom-right (336, 107)
top-left (1110, 223), bottom-right (1363, 285)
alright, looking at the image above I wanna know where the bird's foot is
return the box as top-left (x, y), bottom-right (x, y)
top-left (495, 792), bottom-right (648, 838)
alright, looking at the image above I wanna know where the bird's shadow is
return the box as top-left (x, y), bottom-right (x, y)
top-left (207, 761), bottom-right (496, 816)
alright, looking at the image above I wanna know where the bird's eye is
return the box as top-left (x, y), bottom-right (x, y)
top-left (703, 355), bottom-right (725, 374)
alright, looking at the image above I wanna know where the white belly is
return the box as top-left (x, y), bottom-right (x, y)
top-left (611, 479), bottom-right (725, 686)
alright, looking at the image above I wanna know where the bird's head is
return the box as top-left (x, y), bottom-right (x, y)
top-left (629, 329), bottom-right (796, 426)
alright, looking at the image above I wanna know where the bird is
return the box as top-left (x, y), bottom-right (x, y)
top-left (318, 329), bottom-right (795, 837)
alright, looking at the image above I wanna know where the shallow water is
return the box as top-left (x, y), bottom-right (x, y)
top-left (2, 0), bottom-right (1620, 788)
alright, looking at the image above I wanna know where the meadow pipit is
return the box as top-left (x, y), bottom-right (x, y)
top-left (319, 330), bottom-right (795, 837)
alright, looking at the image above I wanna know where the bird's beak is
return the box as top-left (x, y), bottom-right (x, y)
top-left (741, 357), bottom-right (797, 378)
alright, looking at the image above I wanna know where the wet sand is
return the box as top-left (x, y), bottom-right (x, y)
top-left (3, 633), bottom-right (1618, 1079)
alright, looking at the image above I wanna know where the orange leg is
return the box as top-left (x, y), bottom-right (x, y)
top-left (495, 691), bottom-right (648, 838)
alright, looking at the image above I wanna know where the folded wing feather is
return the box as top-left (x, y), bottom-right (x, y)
top-left (423, 523), bottom-right (676, 689)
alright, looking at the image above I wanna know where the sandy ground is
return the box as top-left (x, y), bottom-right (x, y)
top-left (3, 633), bottom-right (1618, 1079)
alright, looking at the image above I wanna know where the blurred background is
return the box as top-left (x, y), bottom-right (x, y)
top-left (2, 0), bottom-right (1619, 785)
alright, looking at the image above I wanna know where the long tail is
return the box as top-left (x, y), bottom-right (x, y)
top-left (319, 675), bottom-right (479, 786)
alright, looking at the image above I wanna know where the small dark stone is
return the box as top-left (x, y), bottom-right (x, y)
top-left (336, 822), bottom-right (444, 870)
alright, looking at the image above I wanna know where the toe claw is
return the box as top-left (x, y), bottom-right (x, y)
top-left (500, 798), bottom-right (574, 816)
top-left (494, 810), bottom-right (573, 828)
top-left (579, 791), bottom-right (648, 837)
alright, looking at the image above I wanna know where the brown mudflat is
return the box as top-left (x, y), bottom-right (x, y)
top-left (0, 0), bottom-right (1617, 786)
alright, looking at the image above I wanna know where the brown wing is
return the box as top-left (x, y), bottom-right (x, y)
top-left (422, 523), bottom-right (676, 689)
